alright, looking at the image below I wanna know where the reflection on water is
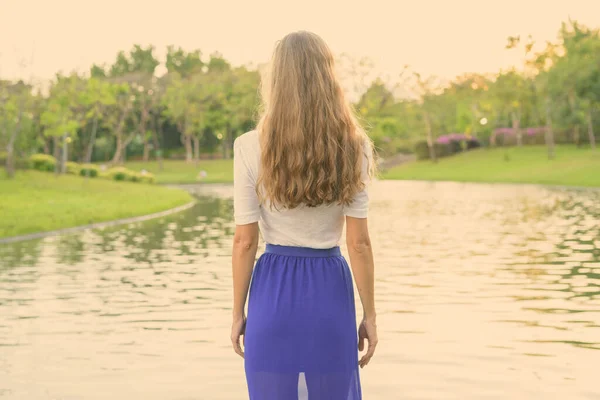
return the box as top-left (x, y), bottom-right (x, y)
top-left (1, 181), bottom-right (599, 399)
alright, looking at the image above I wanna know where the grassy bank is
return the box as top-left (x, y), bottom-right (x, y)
top-left (382, 145), bottom-right (600, 187)
top-left (124, 159), bottom-right (233, 184)
top-left (0, 170), bottom-right (193, 239)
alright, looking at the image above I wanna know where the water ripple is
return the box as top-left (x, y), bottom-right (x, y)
top-left (0, 182), bottom-right (599, 399)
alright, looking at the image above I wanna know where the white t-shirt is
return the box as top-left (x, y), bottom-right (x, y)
top-left (233, 130), bottom-right (370, 249)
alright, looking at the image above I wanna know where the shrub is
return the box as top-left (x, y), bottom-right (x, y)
top-left (447, 140), bottom-right (463, 155)
top-left (433, 143), bottom-right (451, 158)
top-left (2, 152), bottom-right (31, 169)
top-left (106, 166), bottom-right (129, 181)
top-left (98, 167), bottom-right (155, 183)
top-left (414, 141), bottom-right (431, 160)
top-left (15, 157), bottom-right (32, 169)
top-left (466, 139), bottom-right (481, 150)
top-left (66, 162), bottom-right (81, 175)
top-left (79, 164), bottom-right (100, 178)
top-left (106, 167), bottom-right (154, 183)
top-left (29, 154), bottom-right (56, 172)
top-left (128, 172), bottom-right (141, 182)
top-left (138, 172), bottom-right (155, 184)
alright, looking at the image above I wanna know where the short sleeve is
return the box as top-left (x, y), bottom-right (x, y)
top-left (233, 138), bottom-right (261, 225)
top-left (343, 142), bottom-right (372, 219)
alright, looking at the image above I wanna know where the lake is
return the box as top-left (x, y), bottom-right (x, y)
top-left (1, 181), bottom-right (599, 399)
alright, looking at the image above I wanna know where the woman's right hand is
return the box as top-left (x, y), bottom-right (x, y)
top-left (231, 314), bottom-right (246, 358)
top-left (358, 317), bottom-right (378, 368)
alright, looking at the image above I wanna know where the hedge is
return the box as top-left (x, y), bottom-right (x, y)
top-left (79, 164), bottom-right (100, 178)
top-left (106, 167), bottom-right (155, 184)
top-left (29, 154), bottom-right (56, 172)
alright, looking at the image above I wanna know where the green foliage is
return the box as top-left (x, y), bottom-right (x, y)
top-left (1, 152), bottom-right (30, 169)
top-left (414, 141), bottom-right (457, 160)
top-left (79, 164), bottom-right (99, 178)
top-left (124, 159), bottom-right (233, 184)
top-left (414, 141), bottom-right (430, 160)
top-left (65, 161), bottom-right (80, 175)
top-left (138, 173), bottom-right (156, 184)
top-left (166, 46), bottom-right (204, 77)
top-left (109, 45), bottom-right (159, 77)
top-left (3, 20), bottom-right (599, 175)
top-left (107, 166), bottom-right (130, 181)
top-left (105, 166), bottom-right (155, 183)
top-left (434, 143), bottom-right (451, 158)
top-left (29, 154), bottom-right (56, 171)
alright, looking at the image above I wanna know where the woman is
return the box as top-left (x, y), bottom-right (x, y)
top-left (231, 31), bottom-right (377, 400)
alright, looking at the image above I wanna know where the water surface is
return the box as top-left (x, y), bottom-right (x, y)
top-left (1, 181), bottom-right (599, 399)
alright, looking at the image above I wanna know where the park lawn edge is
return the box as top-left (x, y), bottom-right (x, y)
top-left (0, 170), bottom-right (195, 240)
top-left (381, 145), bottom-right (600, 188)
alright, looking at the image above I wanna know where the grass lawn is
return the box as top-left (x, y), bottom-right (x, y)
top-left (382, 145), bottom-right (600, 187)
top-left (0, 170), bottom-right (194, 239)
top-left (124, 159), bottom-right (233, 184)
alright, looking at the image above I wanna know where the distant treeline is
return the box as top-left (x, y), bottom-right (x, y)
top-left (1, 20), bottom-right (599, 176)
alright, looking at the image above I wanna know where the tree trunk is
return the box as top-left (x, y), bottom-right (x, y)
top-left (110, 104), bottom-right (132, 165)
top-left (112, 133), bottom-right (123, 164)
top-left (224, 129), bottom-right (232, 159)
top-left (111, 131), bottom-right (137, 165)
top-left (574, 125), bottom-right (581, 147)
top-left (43, 137), bottom-right (50, 155)
top-left (182, 134), bottom-right (193, 163)
top-left (545, 102), bottom-right (555, 160)
top-left (511, 113), bottom-right (522, 147)
top-left (61, 133), bottom-right (68, 173)
top-left (423, 111), bottom-right (437, 163)
top-left (193, 136), bottom-right (200, 167)
top-left (5, 143), bottom-right (15, 178)
top-left (121, 143), bottom-right (127, 164)
top-left (5, 133), bottom-right (17, 178)
top-left (152, 121), bottom-right (163, 171)
top-left (85, 117), bottom-right (98, 163)
top-left (4, 109), bottom-right (24, 178)
top-left (143, 138), bottom-right (150, 161)
top-left (140, 108), bottom-right (150, 161)
top-left (53, 136), bottom-right (60, 175)
top-left (587, 110), bottom-right (596, 151)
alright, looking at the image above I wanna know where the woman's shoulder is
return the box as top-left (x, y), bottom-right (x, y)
top-left (233, 130), bottom-right (260, 168)
top-left (234, 130), bottom-right (259, 151)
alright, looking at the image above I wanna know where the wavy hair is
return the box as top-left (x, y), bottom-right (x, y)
top-left (256, 31), bottom-right (374, 209)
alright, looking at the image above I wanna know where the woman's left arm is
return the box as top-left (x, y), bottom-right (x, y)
top-left (231, 135), bottom-right (261, 358)
top-left (231, 222), bottom-right (259, 358)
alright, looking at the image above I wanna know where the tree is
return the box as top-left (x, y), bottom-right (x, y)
top-left (408, 71), bottom-right (444, 162)
top-left (166, 46), bottom-right (204, 77)
top-left (218, 66), bottom-right (260, 158)
top-left (0, 80), bottom-right (36, 177)
top-left (105, 82), bottom-right (134, 164)
top-left (109, 45), bottom-right (159, 77)
top-left (80, 78), bottom-right (115, 164)
top-left (562, 21), bottom-right (600, 150)
top-left (105, 45), bottom-right (160, 163)
top-left (41, 76), bottom-right (80, 173)
top-left (162, 73), bottom-right (206, 163)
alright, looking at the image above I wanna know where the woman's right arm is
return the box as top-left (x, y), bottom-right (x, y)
top-left (346, 216), bottom-right (378, 368)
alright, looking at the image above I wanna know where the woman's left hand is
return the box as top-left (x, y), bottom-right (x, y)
top-left (231, 315), bottom-right (246, 358)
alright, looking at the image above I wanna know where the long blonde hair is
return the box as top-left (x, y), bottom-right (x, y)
top-left (256, 31), bottom-right (374, 209)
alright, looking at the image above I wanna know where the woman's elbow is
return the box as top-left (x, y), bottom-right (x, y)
top-left (233, 225), bottom-right (259, 252)
top-left (347, 235), bottom-right (372, 254)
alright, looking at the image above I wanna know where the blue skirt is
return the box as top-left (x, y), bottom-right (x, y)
top-left (244, 244), bottom-right (362, 400)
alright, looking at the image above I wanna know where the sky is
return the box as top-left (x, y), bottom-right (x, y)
top-left (1, 0), bottom-right (599, 84)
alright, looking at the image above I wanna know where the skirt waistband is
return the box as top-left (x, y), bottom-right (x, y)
top-left (265, 244), bottom-right (341, 258)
